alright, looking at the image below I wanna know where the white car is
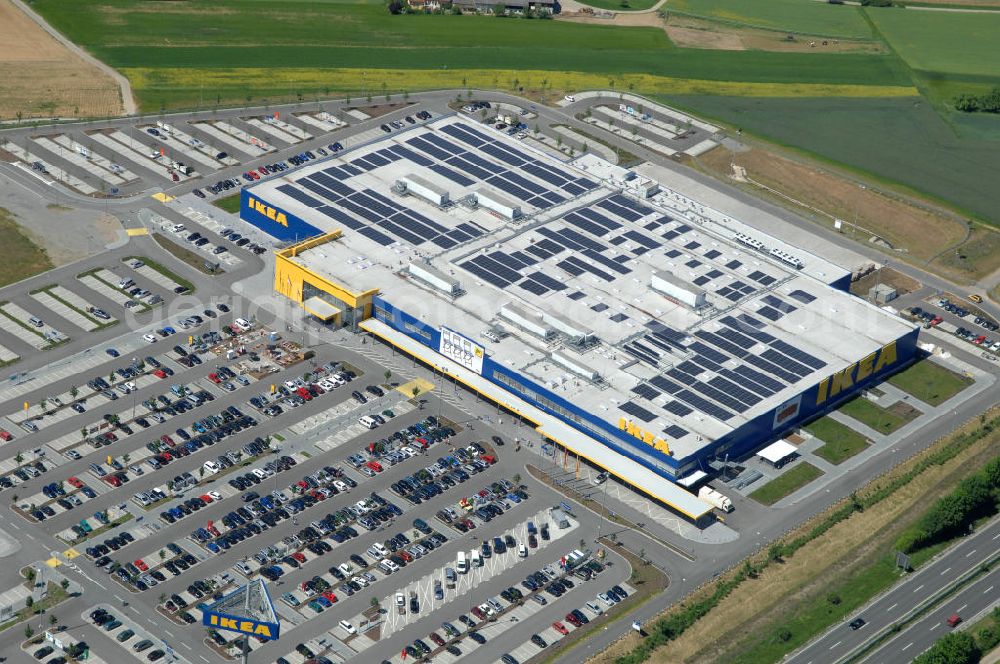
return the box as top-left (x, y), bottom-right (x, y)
top-left (142, 333), bottom-right (158, 343)
top-left (564, 95), bottom-right (576, 102)
top-left (352, 575), bottom-right (368, 588)
top-left (318, 379), bottom-right (337, 391)
top-left (233, 317), bottom-right (253, 332)
top-left (586, 600), bottom-right (603, 615)
top-left (203, 460), bottom-right (221, 475)
top-left (207, 490), bottom-right (222, 501)
top-left (598, 592), bottom-right (616, 607)
top-left (339, 620), bottom-right (356, 635)
top-left (333, 480), bottom-right (348, 492)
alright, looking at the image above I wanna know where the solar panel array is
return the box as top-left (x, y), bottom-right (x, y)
top-left (620, 311), bottom-right (828, 431)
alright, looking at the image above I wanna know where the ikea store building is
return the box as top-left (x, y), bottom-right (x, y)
top-left (241, 115), bottom-right (918, 523)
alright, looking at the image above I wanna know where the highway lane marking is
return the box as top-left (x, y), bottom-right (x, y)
top-left (887, 603), bottom-right (898, 612)
top-left (958, 604), bottom-right (968, 612)
top-left (993, 532), bottom-right (1000, 540)
top-left (931, 623), bottom-right (940, 630)
top-left (181, 642), bottom-right (192, 650)
top-left (9, 522), bottom-right (20, 530)
top-left (914, 584), bottom-right (925, 593)
top-left (985, 586), bottom-right (995, 595)
top-left (902, 642), bottom-right (913, 651)
top-left (199, 656), bottom-right (209, 663)
top-left (165, 628), bottom-right (175, 638)
top-left (830, 641), bottom-right (842, 650)
top-left (940, 567), bottom-right (951, 576)
top-left (966, 550), bottom-right (977, 558)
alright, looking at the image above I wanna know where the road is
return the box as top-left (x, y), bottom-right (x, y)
top-left (786, 517), bottom-right (1000, 664)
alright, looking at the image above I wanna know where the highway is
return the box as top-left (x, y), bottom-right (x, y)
top-left (786, 516), bottom-right (1000, 664)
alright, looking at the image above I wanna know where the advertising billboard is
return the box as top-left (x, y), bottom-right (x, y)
top-left (240, 189), bottom-right (321, 242)
top-left (439, 326), bottom-right (485, 375)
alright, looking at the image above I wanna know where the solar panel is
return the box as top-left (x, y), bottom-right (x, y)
top-left (422, 132), bottom-right (465, 155)
top-left (377, 218), bottom-right (424, 245)
top-left (340, 163), bottom-right (363, 176)
top-left (407, 136), bottom-right (451, 161)
top-left (708, 375), bottom-right (762, 407)
top-left (522, 163), bottom-right (565, 187)
top-left (758, 275), bottom-right (777, 286)
top-left (431, 235), bottom-right (457, 249)
top-left (663, 425), bottom-right (688, 439)
top-left (693, 276), bottom-right (710, 287)
top-left (519, 279), bottom-right (548, 296)
top-left (762, 348), bottom-right (811, 377)
top-left (430, 164), bottom-right (474, 187)
top-left (388, 144), bottom-right (432, 166)
top-left (685, 241), bottom-right (701, 250)
top-left (475, 255), bottom-right (521, 283)
top-left (577, 207), bottom-right (622, 232)
top-left (528, 271), bottom-right (567, 292)
top-left (725, 260), bottom-right (742, 269)
top-left (582, 249), bottom-right (631, 275)
top-left (357, 226), bottom-right (394, 246)
top-left (276, 184), bottom-right (323, 208)
top-left (662, 400), bottom-right (692, 416)
top-left (665, 249), bottom-right (682, 259)
top-left (744, 354), bottom-right (799, 384)
top-left (733, 365), bottom-right (784, 393)
top-left (591, 303), bottom-right (609, 312)
top-left (364, 152), bottom-right (390, 168)
top-left (556, 259), bottom-right (584, 277)
top-left (609, 312), bottom-right (629, 323)
top-left (675, 389), bottom-right (733, 421)
top-left (632, 383), bottom-right (660, 401)
top-left (704, 249), bottom-right (722, 260)
top-left (650, 375), bottom-right (682, 394)
top-left (447, 156), bottom-right (492, 181)
top-left (687, 379), bottom-right (748, 413)
top-left (567, 291), bottom-right (585, 301)
top-left (686, 259), bottom-right (702, 268)
top-left (620, 401), bottom-right (657, 423)
top-left (769, 339), bottom-right (826, 369)
top-left (563, 182), bottom-right (585, 197)
top-left (317, 206), bottom-right (364, 230)
top-left (562, 255), bottom-right (615, 282)
top-left (481, 143), bottom-right (523, 166)
top-left (439, 123), bottom-right (485, 147)
top-left (457, 222), bottom-right (484, 238)
top-left (694, 330), bottom-right (747, 358)
top-left (564, 213), bottom-right (608, 238)
top-left (509, 251), bottom-right (537, 267)
top-left (677, 360), bottom-right (702, 376)
top-left (623, 230), bottom-right (661, 250)
top-left (624, 343), bottom-right (659, 366)
top-left (788, 289), bottom-right (817, 305)
top-left (490, 252), bottom-right (527, 274)
top-left (461, 258), bottom-right (512, 288)
top-left (756, 306), bottom-right (783, 322)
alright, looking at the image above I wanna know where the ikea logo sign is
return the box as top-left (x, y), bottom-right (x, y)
top-left (815, 340), bottom-right (898, 407)
top-left (246, 196), bottom-right (288, 228)
top-left (204, 612), bottom-right (279, 640)
top-left (618, 417), bottom-right (672, 456)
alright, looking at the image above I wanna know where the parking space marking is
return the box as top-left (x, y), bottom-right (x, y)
top-left (212, 120), bottom-right (276, 153)
top-left (245, 117), bottom-right (305, 145)
top-left (190, 122), bottom-right (259, 158)
top-left (31, 289), bottom-right (100, 332)
top-left (49, 133), bottom-right (139, 182)
top-left (164, 125), bottom-right (240, 167)
top-left (1, 140), bottom-right (97, 194)
top-left (32, 136), bottom-right (127, 187)
top-left (0, 301), bottom-right (67, 348)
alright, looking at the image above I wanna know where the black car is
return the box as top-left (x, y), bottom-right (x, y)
top-left (849, 618), bottom-right (866, 630)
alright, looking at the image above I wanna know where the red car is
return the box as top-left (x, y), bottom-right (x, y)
top-left (470, 606), bottom-right (486, 621)
top-left (104, 475), bottom-right (122, 487)
top-left (134, 559), bottom-right (149, 571)
top-left (160, 434), bottom-right (175, 447)
top-left (565, 613), bottom-right (582, 628)
top-left (398, 551), bottom-right (413, 563)
top-left (429, 632), bottom-right (445, 647)
top-left (153, 369), bottom-right (167, 379)
top-left (0, 429), bottom-right (12, 441)
top-left (552, 621), bottom-right (569, 636)
top-left (930, 316), bottom-right (943, 326)
top-left (258, 167), bottom-right (269, 177)
top-left (481, 455), bottom-right (496, 465)
top-left (67, 476), bottom-right (84, 489)
top-left (200, 494), bottom-right (213, 503)
top-left (296, 387), bottom-right (313, 401)
top-left (207, 373), bottom-right (221, 384)
top-left (291, 552), bottom-right (306, 563)
top-left (366, 460), bottom-right (383, 473)
top-left (322, 591), bottom-right (338, 604)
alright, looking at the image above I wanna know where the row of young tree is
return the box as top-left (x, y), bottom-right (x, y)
top-left (895, 453), bottom-right (1000, 554)
top-left (955, 87), bottom-right (1000, 114)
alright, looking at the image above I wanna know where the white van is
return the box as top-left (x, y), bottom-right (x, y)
top-left (203, 460), bottom-right (221, 475)
top-left (471, 549), bottom-right (483, 568)
top-left (358, 415), bottom-right (378, 430)
top-left (456, 551), bottom-right (468, 574)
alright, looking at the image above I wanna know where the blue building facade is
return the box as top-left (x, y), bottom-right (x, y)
top-left (372, 295), bottom-right (920, 481)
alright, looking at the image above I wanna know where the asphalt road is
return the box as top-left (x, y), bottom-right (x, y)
top-left (786, 517), bottom-right (1000, 664)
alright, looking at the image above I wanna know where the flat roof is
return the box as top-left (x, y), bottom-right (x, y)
top-left (251, 116), bottom-right (915, 461)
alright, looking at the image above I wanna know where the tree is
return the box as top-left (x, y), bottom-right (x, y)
top-left (384, 370), bottom-right (392, 385)
top-left (80, 427), bottom-right (88, 440)
top-left (387, 0), bottom-right (404, 14)
top-left (69, 385), bottom-right (78, 399)
top-left (60, 579), bottom-right (69, 591)
top-left (768, 543), bottom-right (784, 562)
top-left (371, 597), bottom-right (380, 609)
top-left (493, 2), bottom-right (505, 15)
top-left (512, 473), bottom-right (521, 485)
top-left (49, 614), bottom-right (58, 626)
top-left (15, 452), bottom-right (24, 466)
top-left (25, 596), bottom-right (34, 609)
top-left (913, 632), bottom-right (979, 664)
top-left (24, 625), bottom-right (34, 639)
top-left (123, 453), bottom-right (131, 465)
top-left (25, 568), bottom-right (36, 583)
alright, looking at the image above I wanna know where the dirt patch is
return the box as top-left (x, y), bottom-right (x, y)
top-left (693, 146), bottom-right (969, 266)
top-left (0, 0), bottom-right (122, 119)
top-left (662, 14), bottom-right (884, 53)
top-left (849, 267), bottom-right (921, 299)
top-left (887, 401), bottom-right (922, 421)
top-left (349, 101), bottom-right (414, 119)
top-left (931, 227), bottom-right (1000, 284)
top-left (665, 24), bottom-right (745, 49)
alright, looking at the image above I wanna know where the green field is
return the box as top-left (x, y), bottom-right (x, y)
top-left (212, 194), bottom-right (241, 214)
top-left (869, 10), bottom-right (1000, 78)
top-left (668, 0), bottom-right (873, 39)
top-left (750, 463), bottom-right (823, 505)
top-left (0, 208), bottom-right (53, 288)
top-left (577, 0), bottom-right (660, 11)
top-left (662, 94), bottom-right (1000, 226)
top-left (806, 416), bottom-right (870, 465)
top-left (32, 0), bottom-right (910, 102)
top-left (887, 359), bottom-right (973, 406)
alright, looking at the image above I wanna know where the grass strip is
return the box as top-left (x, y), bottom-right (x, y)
top-left (0, 582), bottom-right (69, 633)
top-left (560, 122), bottom-right (643, 167)
top-left (0, 207), bottom-right (53, 288)
top-left (146, 236), bottom-right (222, 278)
top-left (212, 194), bottom-right (241, 214)
top-left (42, 286), bottom-right (119, 331)
top-left (838, 397), bottom-right (910, 434)
top-left (60, 513), bottom-right (134, 544)
top-left (750, 463), bottom-right (823, 505)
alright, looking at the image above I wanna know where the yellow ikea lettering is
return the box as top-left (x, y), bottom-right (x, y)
top-left (618, 417), bottom-right (671, 456)
top-left (254, 624), bottom-right (272, 637)
top-left (816, 341), bottom-right (901, 406)
top-left (855, 352), bottom-right (877, 383)
top-left (873, 341), bottom-right (896, 373)
top-left (828, 362), bottom-right (857, 399)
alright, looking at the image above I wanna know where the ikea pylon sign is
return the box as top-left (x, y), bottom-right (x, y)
top-left (203, 611), bottom-right (280, 640)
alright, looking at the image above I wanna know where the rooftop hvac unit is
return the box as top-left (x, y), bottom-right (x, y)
top-left (408, 262), bottom-right (460, 296)
top-left (392, 180), bottom-right (408, 195)
top-left (462, 194), bottom-right (479, 209)
top-left (499, 304), bottom-right (556, 340)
